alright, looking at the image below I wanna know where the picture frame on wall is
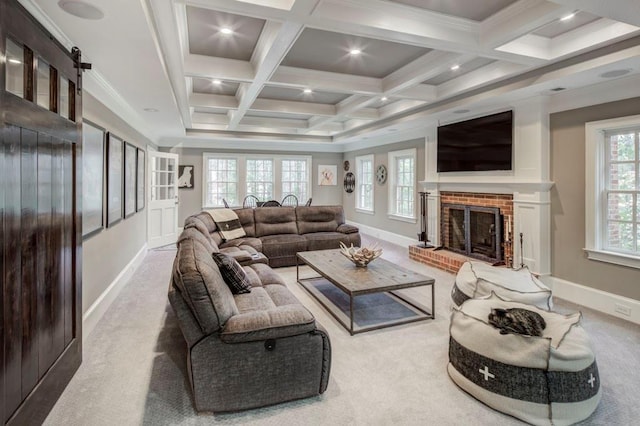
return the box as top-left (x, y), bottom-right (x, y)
top-left (136, 148), bottom-right (145, 211)
top-left (178, 165), bottom-right (194, 189)
top-left (124, 142), bottom-right (137, 218)
top-left (106, 133), bottom-right (123, 227)
top-left (82, 120), bottom-right (105, 238)
top-left (318, 164), bottom-right (337, 186)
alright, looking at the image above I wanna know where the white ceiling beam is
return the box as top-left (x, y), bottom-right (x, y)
top-left (270, 66), bottom-right (382, 95)
top-left (251, 98), bottom-right (335, 116)
top-left (240, 116), bottom-right (309, 129)
top-left (382, 50), bottom-right (472, 96)
top-left (481, 0), bottom-right (571, 49)
top-left (306, 94), bottom-right (379, 131)
top-left (184, 54), bottom-right (254, 81)
top-left (190, 93), bottom-right (239, 109)
top-left (228, 13), bottom-right (308, 128)
top-left (437, 62), bottom-right (529, 99)
top-left (192, 112), bottom-right (229, 125)
top-left (378, 99), bottom-right (426, 119)
top-left (550, 19), bottom-right (640, 59)
top-left (393, 84), bottom-right (437, 101)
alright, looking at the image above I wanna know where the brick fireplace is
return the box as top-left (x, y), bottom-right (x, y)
top-left (410, 192), bottom-right (514, 272)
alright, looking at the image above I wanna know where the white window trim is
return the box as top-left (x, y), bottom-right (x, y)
top-left (202, 153), bottom-right (311, 208)
top-left (585, 114), bottom-right (640, 270)
top-left (388, 148), bottom-right (417, 223)
top-left (355, 154), bottom-right (374, 213)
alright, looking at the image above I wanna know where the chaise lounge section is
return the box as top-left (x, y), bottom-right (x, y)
top-left (168, 226), bottom-right (331, 412)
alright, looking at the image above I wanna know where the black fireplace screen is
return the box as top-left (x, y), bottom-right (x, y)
top-left (442, 204), bottom-right (502, 263)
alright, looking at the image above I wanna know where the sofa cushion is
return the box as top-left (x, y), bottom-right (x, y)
top-left (212, 253), bottom-right (252, 294)
top-left (296, 206), bottom-right (345, 234)
top-left (234, 208), bottom-right (257, 237)
top-left (179, 223), bottom-right (217, 254)
top-left (234, 287), bottom-right (276, 313)
top-left (220, 305), bottom-right (316, 343)
top-left (206, 209), bottom-right (247, 241)
top-left (254, 206), bottom-right (298, 236)
top-left (336, 223), bottom-right (359, 234)
top-left (303, 232), bottom-right (354, 251)
top-left (245, 263), bottom-right (286, 286)
top-left (219, 237), bottom-right (262, 253)
top-left (260, 234), bottom-right (307, 259)
top-left (173, 229), bottom-right (238, 334)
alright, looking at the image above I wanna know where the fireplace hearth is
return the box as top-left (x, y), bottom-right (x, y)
top-left (442, 203), bottom-right (503, 263)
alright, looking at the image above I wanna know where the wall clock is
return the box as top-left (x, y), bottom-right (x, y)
top-left (376, 165), bottom-right (387, 184)
top-left (344, 172), bottom-right (355, 193)
top-left (343, 160), bottom-right (350, 171)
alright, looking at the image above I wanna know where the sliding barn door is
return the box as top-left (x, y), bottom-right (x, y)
top-left (1, 0), bottom-right (82, 424)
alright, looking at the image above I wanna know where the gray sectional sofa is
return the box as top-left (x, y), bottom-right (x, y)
top-left (168, 224), bottom-right (331, 412)
top-left (184, 205), bottom-right (361, 267)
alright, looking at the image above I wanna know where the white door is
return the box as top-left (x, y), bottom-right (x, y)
top-left (147, 151), bottom-right (179, 248)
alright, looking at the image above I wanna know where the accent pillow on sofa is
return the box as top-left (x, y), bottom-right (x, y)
top-left (212, 253), bottom-right (252, 294)
top-left (206, 209), bottom-right (247, 242)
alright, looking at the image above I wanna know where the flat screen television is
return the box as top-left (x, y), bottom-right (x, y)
top-left (437, 110), bottom-right (513, 172)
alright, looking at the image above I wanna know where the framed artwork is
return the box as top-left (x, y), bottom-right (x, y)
top-left (82, 120), bottom-right (105, 238)
top-left (318, 164), bottom-right (337, 186)
top-left (178, 165), bottom-right (194, 189)
top-left (136, 148), bottom-right (145, 211)
top-left (124, 142), bottom-right (137, 218)
top-left (106, 133), bottom-right (123, 227)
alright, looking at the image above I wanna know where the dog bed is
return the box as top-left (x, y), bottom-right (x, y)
top-left (452, 261), bottom-right (552, 309)
top-left (448, 293), bottom-right (601, 426)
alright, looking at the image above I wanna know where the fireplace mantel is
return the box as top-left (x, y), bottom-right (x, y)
top-left (420, 179), bottom-right (554, 194)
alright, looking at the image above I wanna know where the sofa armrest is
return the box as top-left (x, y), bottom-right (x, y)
top-left (219, 247), bottom-right (252, 263)
top-left (337, 224), bottom-right (359, 234)
top-left (220, 305), bottom-right (316, 343)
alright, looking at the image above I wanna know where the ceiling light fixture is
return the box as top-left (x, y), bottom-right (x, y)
top-left (220, 27), bottom-right (233, 35)
top-left (58, 1), bottom-right (104, 20)
top-left (349, 49), bottom-right (361, 55)
top-left (451, 65), bottom-right (460, 71)
top-left (303, 88), bottom-right (312, 94)
top-left (8, 58), bottom-right (21, 64)
top-left (599, 69), bottom-right (632, 79)
top-left (560, 13), bottom-right (575, 21)
top-left (381, 96), bottom-right (388, 101)
top-left (212, 79), bottom-right (222, 85)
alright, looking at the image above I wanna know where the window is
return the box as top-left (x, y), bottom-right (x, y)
top-left (356, 154), bottom-right (374, 212)
top-left (204, 156), bottom-right (238, 207)
top-left (203, 153), bottom-right (311, 208)
top-left (282, 159), bottom-right (308, 202)
top-left (246, 158), bottom-right (274, 200)
top-left (585, 115), bottom-right (640, 269)
top-left (388, 149), bottom-right (416, 221)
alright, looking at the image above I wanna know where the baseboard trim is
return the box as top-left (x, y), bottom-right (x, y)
top-left (542, 276), bottom-right (640, 325)
top-left (83, 244), bottom-right (148, 341)
top-left (346, 220), bottom-right (418, 248)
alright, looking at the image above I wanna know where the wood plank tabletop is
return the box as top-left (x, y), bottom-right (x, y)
top-left (297, 249), bottom-right (435, 296)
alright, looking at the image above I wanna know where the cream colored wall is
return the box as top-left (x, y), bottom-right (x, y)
top-left (550, 96), bottom-right (640, 301)
top-left (165, 147), bottom-right (343, 224)
top-left (81, 92), bottom-right (154, 314)
top-left (342, 138), bottom-right (426, 241)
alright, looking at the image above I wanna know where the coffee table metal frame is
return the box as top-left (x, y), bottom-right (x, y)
top-left (296, 249), bottom-right (435, 335)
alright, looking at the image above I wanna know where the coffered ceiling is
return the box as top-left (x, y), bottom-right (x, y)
top-left (24, 0), bottom-right (640, 148)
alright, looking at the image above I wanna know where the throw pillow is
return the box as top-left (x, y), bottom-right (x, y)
top-left (206, 209), bottom-right (247, 242)
top-left (212, 253), bottom-right (252, 294)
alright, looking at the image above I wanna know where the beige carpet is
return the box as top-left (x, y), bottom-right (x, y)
top-left (43, 235), bottom-right (640, 425)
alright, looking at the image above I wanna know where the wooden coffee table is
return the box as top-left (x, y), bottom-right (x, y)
top-left (296, 249), bottom-right (435, 335)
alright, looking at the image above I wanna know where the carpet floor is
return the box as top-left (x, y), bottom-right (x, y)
top-left (43, 235), bottom-right (640, 425)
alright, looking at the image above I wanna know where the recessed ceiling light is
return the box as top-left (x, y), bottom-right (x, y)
top-left (303, 88), bottom-right (313, 94)
top-left (349, 49), bottom-right (361, 55)
top-left (58, 1), bottom-right (104, 20)
top-left (599, 69), bottom-right (632, 79)
top-left (381, 96), bottom-right (388, 101)
top-left (220, 27), bottom-right (233, 35)
top-left (212, 79), bottom-right (222, 85)
top-left (560, 13), bottom-right (575, 21)
top-left (144, 108), bottom-right (159, 113)
top-left (451, 65), bottom-right (460, 71)
top-left (8, 58), bottom-right (21, 64)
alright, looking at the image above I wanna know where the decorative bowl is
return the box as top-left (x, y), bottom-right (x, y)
top-left (339, 242), bottom-right (382, 267)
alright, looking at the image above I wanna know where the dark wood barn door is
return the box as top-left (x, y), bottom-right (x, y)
top-left (1, 0), bottom-right (83, 424)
